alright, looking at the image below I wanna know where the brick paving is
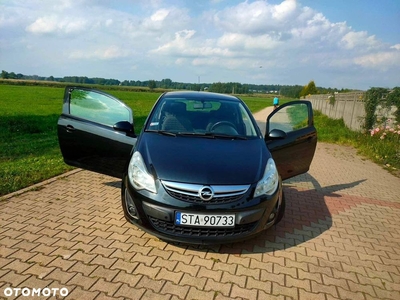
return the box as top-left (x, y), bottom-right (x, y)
top-left (1, 107), bottom-right (400, 299)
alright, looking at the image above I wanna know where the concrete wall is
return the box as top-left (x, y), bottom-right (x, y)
top-left (306, 92), bottom-right (366, 131)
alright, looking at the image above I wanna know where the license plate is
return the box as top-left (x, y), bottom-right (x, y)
top-left (175, 212), bottom-right (235, 227)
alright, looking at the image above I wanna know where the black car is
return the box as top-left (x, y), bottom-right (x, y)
top-left (58, 87), bottom-right (317, 244)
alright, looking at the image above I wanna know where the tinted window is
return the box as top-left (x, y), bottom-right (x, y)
top-left (69, 89), bottom-right (130, 126)
top-left (146, 97), bottom-right (258, 137)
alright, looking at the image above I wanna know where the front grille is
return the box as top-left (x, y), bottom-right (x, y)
top-left (162, 180), bottom-right (250, 204)
top-left (166, 190), bottom-right (243, 203)
top-left (149, 216), bottom-right (257, 237)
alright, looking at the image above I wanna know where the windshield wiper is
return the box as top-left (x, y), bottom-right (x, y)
top-left (146, 130), bottom-right (247, 140)
top-left (177, 132), bottom-right (215, 138)
top-left (178, 132), bottom-right (248, 140)
top-left (205, 133), bottom-right (248, 140)
top-left (147, 130), bottom-right (177, 137)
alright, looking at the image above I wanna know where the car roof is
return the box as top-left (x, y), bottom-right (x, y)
top-left (162, 91), bottom-right (241, 102)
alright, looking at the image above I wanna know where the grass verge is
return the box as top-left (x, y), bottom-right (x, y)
top-left (314, 110), bottom-right (400, 176)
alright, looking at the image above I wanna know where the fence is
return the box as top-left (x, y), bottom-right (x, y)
top-left (306, 92), bottom-right (366, 131)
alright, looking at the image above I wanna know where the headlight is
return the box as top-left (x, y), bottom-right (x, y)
top-left (254, 158), bottom-right (279, 197)
top-left (128, 151), bottom-right (157, 194)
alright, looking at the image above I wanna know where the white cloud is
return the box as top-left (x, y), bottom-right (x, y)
top-left (217, 33), bottom-right (282, 51)
top-left (390, 44), bottom-right (400, 50)
top-left (340, 31), bottom-right (379, 50)
top-left (354, 51), bottom-right (400, 70)
top-left (192, 57), bottom-right (245, 70)
top-left (70, 45), bottom-right (131, 60)
top-left (26, 16), bottom-right (87, 34)
top-left (213, 0), bottom-right (297, 34)
top-left (142, 9), bottom-right (170, 31)
top-left (273, 0), bottom-right (297, 21)
top-left (142, 7), bottom-right (190, 32)
top-left (151, 9), bottom-right (169, 22)
top-left (151, 30), bottom-right (195, 54)
top-left (291, 13), bottom-right (329, 40)
top-left (105, 19), bottom-right (113, 27)
top-left (151, 29), bottom-right (234, 59)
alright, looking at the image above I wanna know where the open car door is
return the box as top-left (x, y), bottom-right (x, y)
top-left (265, 101), bottom-right (317, 180)
top-left (57, 87), bottom-right (137, 179)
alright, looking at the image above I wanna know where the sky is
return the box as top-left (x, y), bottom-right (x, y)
top-left (0, 0), bottom-right (399, 90)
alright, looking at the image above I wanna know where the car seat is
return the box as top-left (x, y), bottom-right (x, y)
top-left (161, 102), bottom-right (193, 132)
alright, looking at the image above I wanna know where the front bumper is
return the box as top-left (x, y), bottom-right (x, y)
top-left (121, 177), bottom-right (282, 244)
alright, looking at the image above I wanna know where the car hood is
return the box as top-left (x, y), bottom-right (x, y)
top-left (137, 133), bottom-right (270, 185)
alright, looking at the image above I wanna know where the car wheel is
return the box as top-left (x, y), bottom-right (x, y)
top-left (274, 191), bottom-right (286, 225)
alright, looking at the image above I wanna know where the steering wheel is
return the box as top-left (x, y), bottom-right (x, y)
top-left (210, 121), bottom-right (238, 133)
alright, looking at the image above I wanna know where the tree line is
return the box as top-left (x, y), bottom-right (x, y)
top-left (1, 70), bottom-right (352, 98)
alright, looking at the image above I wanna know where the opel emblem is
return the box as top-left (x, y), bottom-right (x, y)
top-left (199, 186), bottom-right (214, 201)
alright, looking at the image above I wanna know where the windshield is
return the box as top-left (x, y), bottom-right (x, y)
top-left (146, 96), bottom-right (259, 138)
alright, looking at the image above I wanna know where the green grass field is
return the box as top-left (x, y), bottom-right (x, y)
top-left (1, 84), bottom-right (284, 196)
top-left (0, 85), bottom-right (164, 196)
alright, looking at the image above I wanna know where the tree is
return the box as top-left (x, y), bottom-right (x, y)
top-left (191, 84), bottom-right (201, 91)
top-left (1, 70), bottom-right (9, 79)
top-left (209, 82), bottom-right (224, 93)
top-left (300, 80), bottom-right (319, 98)
top-left (161, 78), bottom-right (172, 88)
top-left (148, 80), bottom-right (156, 90)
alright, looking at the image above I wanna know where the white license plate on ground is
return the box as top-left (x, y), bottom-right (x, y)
top-left (175, 212), bottom-right (235, 227)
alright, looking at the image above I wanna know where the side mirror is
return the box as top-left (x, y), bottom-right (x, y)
top-left (113, 121), bottom-right (135, 135)
top-left (266, 129), bottom-right (287, 140)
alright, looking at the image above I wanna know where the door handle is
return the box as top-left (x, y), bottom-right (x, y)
top-left (66, 125), bottom-right (75, 133)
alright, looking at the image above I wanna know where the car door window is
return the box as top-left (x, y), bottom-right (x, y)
top-left (268, 103), bottom-right (309, 133)
top-left (70, 89), bottom-right (130, 126)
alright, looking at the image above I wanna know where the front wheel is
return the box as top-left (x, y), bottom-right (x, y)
top-left (274, 191), bottom-right (286, 225)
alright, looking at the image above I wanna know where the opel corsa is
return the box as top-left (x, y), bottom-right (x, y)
top-left (58, 87), bottom-right (317, 244)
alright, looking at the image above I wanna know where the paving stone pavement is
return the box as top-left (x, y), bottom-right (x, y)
top-left (1, 107), bottom-right (400, 300)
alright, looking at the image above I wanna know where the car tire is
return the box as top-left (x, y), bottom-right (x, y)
top-left (274, 191), bottom-right (286, 225)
